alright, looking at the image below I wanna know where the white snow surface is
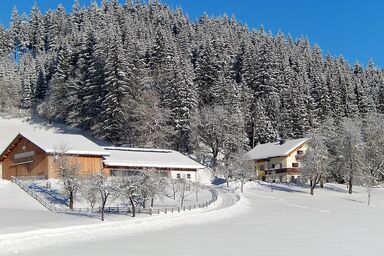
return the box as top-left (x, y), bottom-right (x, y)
top-left (0, 180), bottom-right (97, 235)
top-left (2, 182), bottom-right (384, 256)
top-left (245, 137), bottom-right (308, 160)
top-left (104, 147), bottom-right (204, 169)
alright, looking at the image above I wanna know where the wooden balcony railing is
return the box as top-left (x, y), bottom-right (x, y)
top-left (264, 168), bottom-right (301, 175)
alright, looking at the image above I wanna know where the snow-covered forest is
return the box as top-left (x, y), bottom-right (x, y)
top-left (1, 0), bottom-right (383, 157)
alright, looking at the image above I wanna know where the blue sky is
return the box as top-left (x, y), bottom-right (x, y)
top-left (0, 0), bottom-right (383, 67)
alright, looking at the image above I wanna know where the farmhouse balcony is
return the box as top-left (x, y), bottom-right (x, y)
top-left (264, 168), bottom-right (301, 175)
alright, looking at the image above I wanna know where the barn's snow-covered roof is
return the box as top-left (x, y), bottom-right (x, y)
top-left (245, 138), bottom-right (308, 161)
top-left (103, 147), bottom-right (204, 169)
top-left (18, 132), bottom-right (109, 156)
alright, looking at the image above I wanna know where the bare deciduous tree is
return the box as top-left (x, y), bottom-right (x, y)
top-left (174, 178), bottom-right (193, 208)
top-left (361, 114), bottom-right (384, 205)
top-left (221, 150), bottom-right (255, 192)
top-left (88, 172), bottom-right (119, 221)
top-left (140, 168), bottom-right (167, 208)
top-left (132, 90), bottom-right (175, 148)
top-left (53, 145), bottom-right (81, 209)
top-left (335, 118), bottom-right (365, 194)
top-left (80, 176), bottom-right (100, 211)
top-left (119, 175), bottom-right (143, 217)
top-left (302, 131), bottom-right (329, 195)
top-left (196, 106), bottom-right (247, 173)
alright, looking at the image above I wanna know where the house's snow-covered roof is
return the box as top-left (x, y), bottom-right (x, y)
top-left (103, 147), bottom-right (204, 169)
top-left (245, 138), bottom-right (308, 160)
top-left (17, 132), bottom-right (109, 156)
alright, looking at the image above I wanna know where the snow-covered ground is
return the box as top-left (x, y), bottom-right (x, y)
top-left (0, 180), bottom-right (98, 235)
top-left (2, 181), bottom-right (384, 255)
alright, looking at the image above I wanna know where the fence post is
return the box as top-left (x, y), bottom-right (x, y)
top-left (149, 208), bottom-right (152, 215)
top-left (157, 209), bottom-right (160, 214)
top-left (165, 208), bottom-right (167, 214)
top-left (178, 207), bottom-right (180, 213)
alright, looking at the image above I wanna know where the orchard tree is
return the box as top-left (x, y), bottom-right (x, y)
top-left (88, 172), bottom-right (120, 221)
top-left (53, 146), bottom-right (81, 210)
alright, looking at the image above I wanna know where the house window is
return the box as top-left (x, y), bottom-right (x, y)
top-left (297, 150), bottom-right (304, 155)
top-left (271, 164), bottom-right (275, 169)
top-left (176, 173), bottom-right (181, 179)
top-left (187, 174), bottom-right (191, 179)
top-left (292, 163), bottom-right (299, 168)
top-left (279, 163), bottom-right (283, 168)
top-left (260, 165), bottom-right (265, 171)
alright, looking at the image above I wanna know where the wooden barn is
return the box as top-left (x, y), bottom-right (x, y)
top-left (0, 132), bottom-right (109, 180)
top-left (103, 147), bottom-right (205, 182)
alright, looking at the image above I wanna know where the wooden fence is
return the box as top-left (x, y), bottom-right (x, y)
top-left (11, 176), bottom-right (219, 216)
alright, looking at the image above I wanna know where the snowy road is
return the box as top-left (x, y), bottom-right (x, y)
top-left (0, 187), bottom-right (242, 255)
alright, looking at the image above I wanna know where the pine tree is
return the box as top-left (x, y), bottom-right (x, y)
top-left (93, 35), bottom-right (129, 144)
top-left (29, 3), bottom-right (45, 56)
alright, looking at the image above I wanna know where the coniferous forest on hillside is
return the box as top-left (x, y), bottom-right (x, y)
top-left (0, 0), bottom-right (383, 161)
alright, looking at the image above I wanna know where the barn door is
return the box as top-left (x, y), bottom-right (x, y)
top-left (10, 163), bottom-right (28, 177)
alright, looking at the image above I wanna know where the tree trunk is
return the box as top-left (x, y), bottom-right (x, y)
top-left (310, 179), bottom-right (313, 187)
top-left (226, 180), bottom-right (229, 187)
top-left (101, 199), bottom-right (106, 221)
top-left (320, 180), bottom-right (324, 188)
top-left (172, 183), bottom-right (176, 200)
top-left (241, 181), bottom-right (244, 193)
top-left (69, 191), bottom-right (74, 210)
top-left (129, 197), bottom-right (136, 217)
top-left (151, 198), bottom-right (154, 208)
top-left (368, 193), bottom-right (371, 206)
top-left (143, 198), bottom-right (146, 208)
top-left (212, 148), bottom-right (219, 173)
top-left (348, 177), bottom-right (353, 194)
top-left (310, 185), bottom-right (315, 195)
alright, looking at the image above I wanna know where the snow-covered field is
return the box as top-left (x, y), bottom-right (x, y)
top-left (0, 180), bottom-right (98, 235)
top-left (2, 181), bottom-right (384, 256)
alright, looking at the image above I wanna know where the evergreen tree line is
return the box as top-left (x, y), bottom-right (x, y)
top-left (0, 0), bottom-right (383, 161)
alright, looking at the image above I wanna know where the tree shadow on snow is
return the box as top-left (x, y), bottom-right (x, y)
top-left (257, 182), bottom-right (307, 194)
top-left (28, 183), bottom-right (68, 206)
top-left (343, 198), bottom-right (365, 204)
top-left (322, 184), bottom-right (351, 194)
top-left (211, 177), bottom-right (226, 186)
